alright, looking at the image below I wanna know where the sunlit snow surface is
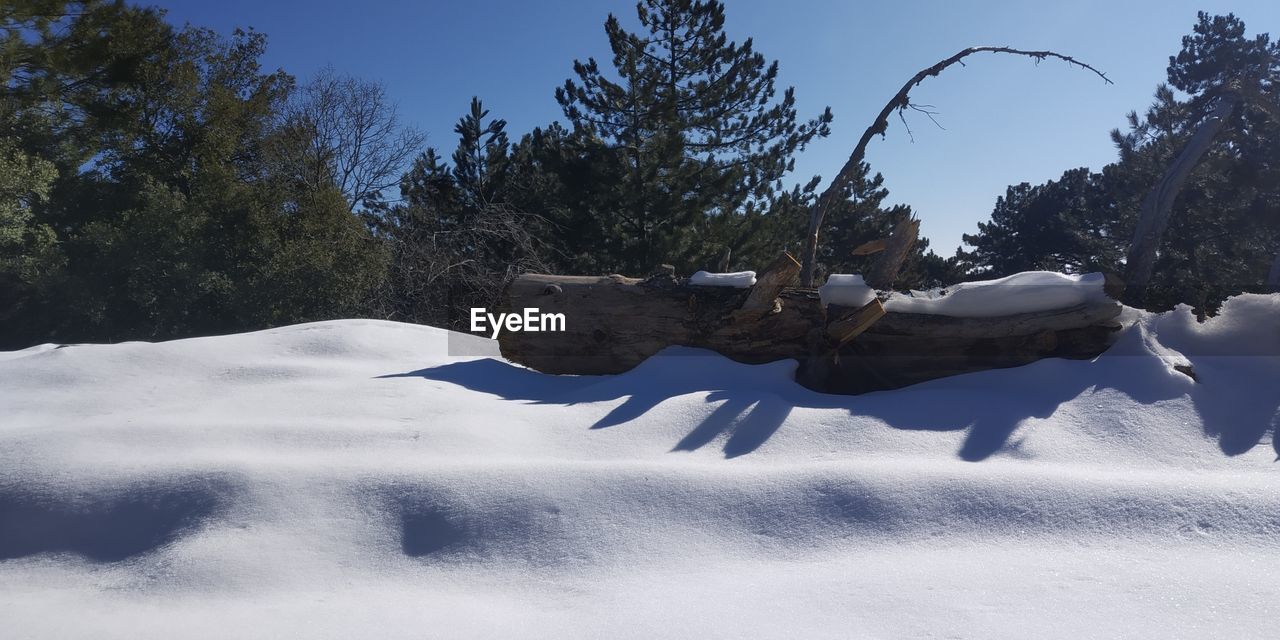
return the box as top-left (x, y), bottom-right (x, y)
top-left (689, 270), bottom-right (757, 288)
top-left (1, 295), bottom-right (1278, 639)
top-left (884, 270), bottom-right (1111, 316)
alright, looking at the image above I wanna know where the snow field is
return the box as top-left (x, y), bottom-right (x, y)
top-left (1, 295), bottom-right (1278, 638)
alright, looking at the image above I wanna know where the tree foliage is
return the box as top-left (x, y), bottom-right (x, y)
top-left (3, 2), bottom-right (1278, 349)
top-left (550, 0), bottom-right (831, 274)
top-left (0, 3), bottom-right (389, 347)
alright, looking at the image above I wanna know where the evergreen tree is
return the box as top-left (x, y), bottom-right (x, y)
top-left (805, 162), bottom-right (952, 290)
top-left (377, 99), bottom-right (549, 329)
top-left (451, 97), bottom-right (511, 208)
top-left (0, 8), bottom-right (390, 346)
top-left (553, 0), bottom-right (831, 274)
top-left (1115, 13), bottom-right (1279, 311)
top-left (957, 167), bottom-right (1127, 278)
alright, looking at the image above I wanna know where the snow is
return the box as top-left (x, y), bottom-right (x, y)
top-left (689, 270), bottom-right (756, 288)
top-left (2, 294), bottom-right (1279, 639)
top-left (817, 273), bottom-right (877, 307)
top-left (885, 271), bottom-right (1111, 316)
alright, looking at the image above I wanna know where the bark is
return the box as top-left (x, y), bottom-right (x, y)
top-left (497, 272), bottom-right (823, 375)
top-left (827, 300), bottom-right (886, 345)
top-left (800, 47), bottom-right (1112, 286)
top-left (739, 252), bottom-right (801, 314)
top-left (498, 265), bottom-right (1123, 394)
top-left (865, 218), bottom-right (919, 290)
top-left (1122, 93), bottom-right (1241, 305)
top-left (851, 239), bottom-right (887, 256)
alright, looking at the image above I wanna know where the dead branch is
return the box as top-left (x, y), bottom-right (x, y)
top-left (865, 217), bottom-right (920, 290)
top-left (799, 46), bottom-right (1113, 286)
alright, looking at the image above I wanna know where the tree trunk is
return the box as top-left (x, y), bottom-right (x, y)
top-left (1122, 93), bottom-right (1240, 305)
top-left (739, 252), bottom-right (800, 314)
top-left (865, 218), bottom-right (919, 290)
top-left (497, 261), bottom-right (1124, 394)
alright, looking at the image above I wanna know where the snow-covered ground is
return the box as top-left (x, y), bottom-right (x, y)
top-left (1, 295), bottom-right (1278, 639)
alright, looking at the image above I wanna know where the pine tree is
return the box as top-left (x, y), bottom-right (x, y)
top-left (553, 0), bottom-right (831, 274)
top-left (451, 97), bottom-right (510, 208)
top-left (1, 10), bottom-right (391, 346)
top-left (378, 99), bottom-right (549, 329)
top-left (958, 167), bottom-right (1127, 278)
top-left (808, 162), bottom-right (952, 289)
top-left (1114, 13), bottom-right (1278, 311)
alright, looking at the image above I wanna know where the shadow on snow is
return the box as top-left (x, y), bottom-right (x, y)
top-left (0, 477), bottom-right (235, 562)
top-left (379, 319), bottom-right (1279, 461)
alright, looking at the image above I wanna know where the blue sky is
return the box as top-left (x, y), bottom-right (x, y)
top-left (150, 0), bottom-right (1278, 255)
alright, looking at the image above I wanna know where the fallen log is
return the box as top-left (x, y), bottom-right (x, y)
top-left (497, 270), bottom-right (823, 376)
top-left (820, 301), bottom-right (1123, 393)
top-left (496, 258), bottom-right (1125, 394)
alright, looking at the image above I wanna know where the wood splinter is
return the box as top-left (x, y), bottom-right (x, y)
top-left (826, 299), bottom-right (887, 346)
top-left (739, 252), bottom-right (801, 314)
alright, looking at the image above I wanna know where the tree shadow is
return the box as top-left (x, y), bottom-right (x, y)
top-left (383, 350), bottom-right (808, 458)
top-left (400, 507), bottom-right (468, 557)
top-left (0, 477), bottom-right (235, 562)
top-left (384, 332), bottom-right (1210, 462)
top-left (669, 392), bottom-right (795, 458)
top-left (844, 339), bottom-right (1190, 460)
top-left (1148, 308), bottom-right (1280, 458)
top-left (379, 358), bottom-right (600, 403)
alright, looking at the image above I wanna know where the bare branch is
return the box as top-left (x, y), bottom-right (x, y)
top-left (276, 67), bottom-right (426, 212)
top-left (799, 46), bottom-right (1112, 286)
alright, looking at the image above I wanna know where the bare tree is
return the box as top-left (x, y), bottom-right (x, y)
top-left (277, 67), bottom-right (426, 211)
top-left (799, 47), bottom-right (1112, 286)
top-left (374, 202), bottom-right (554, 329)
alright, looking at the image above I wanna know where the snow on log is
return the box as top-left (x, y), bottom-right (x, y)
top-left (688, 270), bottom-right (757, 288)
top-left (818, 274), bottom-right (877, 308)
top-left (883, 271), bottom-right (1110, 317)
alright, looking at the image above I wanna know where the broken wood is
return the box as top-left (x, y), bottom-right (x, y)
top-left (799, 46), bottom-right (1112, 286)
top-left (851, 239), bottom-right (888, 256)
top-left (498, 270), bottom-right (822, 376)
top-left (739, 252), bottom-right (801, 314)
top-left (865, 218), bottom-right (919, 290)
top-left (826, 299), bottom-right (886, 346)
top-left (498, 262), bottom-right (1124, 394)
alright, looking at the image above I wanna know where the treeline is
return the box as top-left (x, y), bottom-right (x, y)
top-left (1, 1), bottom-right (1276, 349)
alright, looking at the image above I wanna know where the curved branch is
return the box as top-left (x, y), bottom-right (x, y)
top-left (799, 46), bottom-right (1113, 286)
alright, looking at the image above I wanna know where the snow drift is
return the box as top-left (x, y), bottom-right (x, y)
top-left (818, 270), bottom-right (1112, 316)
top-left (1, 294), bottom-right (1278, 639)
top-left (883, 270), bottom-right (1111, 316)
top-left (818, 273), bottom-right (877, 307)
